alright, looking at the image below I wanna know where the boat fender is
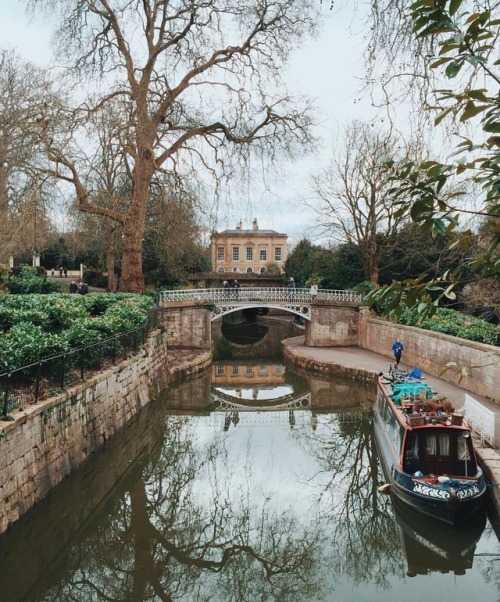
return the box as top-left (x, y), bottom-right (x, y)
top-left (378, 483), bottom-right (391, 494)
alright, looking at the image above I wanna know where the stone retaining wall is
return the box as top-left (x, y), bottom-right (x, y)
top-left (359, 314), bottom-right (500, 403)
top-left (283, 337), bottom-right (377, 388)
top-left (0, 329), bottom-right (211, 535)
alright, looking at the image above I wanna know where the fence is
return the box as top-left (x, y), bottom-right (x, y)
top-left (0, 309), bottom-right (160, 419)
top-left (158, 287), bottom-right (363, 305)
top-left (463, 393), bottom-right (497, 447)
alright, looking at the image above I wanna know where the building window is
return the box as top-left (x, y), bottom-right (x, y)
top-left (260, 267), bottom-right (266, 274)
top-left (259, 364), bottom-right (267, 374)
top-left (217, 267), bottom-right (224, 273)
top-left (246, 267), bottom-right (253, 273)
top-left (274, 247), bottom-right (282, 261)
top-left (217, 246), bottom-right (224, 260)
top-left (246, 365), bottom-right (253, 374)
top-left (259, 249), bottom-right (267, 261)
top-left (232, 365), bottom-right (239, 375)
top-left (216, 365), bottom-right (224, 374)
top-left (232, 247), bottom-right (239, 261)
top-left (233, 267), bottom-right (238, 272)
top-left (246, 247), bottom-right (253, 260)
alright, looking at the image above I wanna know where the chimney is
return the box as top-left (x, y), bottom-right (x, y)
top-left (236, 220), bottom-right (242, 230)
top-left (252, 218), bottom-right (258, 230)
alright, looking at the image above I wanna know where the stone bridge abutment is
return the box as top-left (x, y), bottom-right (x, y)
top-left (305, 302), bottom-right (361, 347)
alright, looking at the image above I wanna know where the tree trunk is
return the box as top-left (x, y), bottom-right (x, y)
top-left (120, 217), bottom-right (145, 293)
top-left (106, 227), bottom-right (117, 293)
top-left (119, 162), bottom-right (150, 293)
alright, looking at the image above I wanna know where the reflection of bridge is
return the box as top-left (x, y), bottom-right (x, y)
top-left (212, 389), bottom-right (311, 412)
top-left (158, 287), bottom-right (362, 321)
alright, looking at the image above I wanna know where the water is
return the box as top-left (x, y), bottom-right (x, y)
top-left (0, 319), bottom-right (498, 602)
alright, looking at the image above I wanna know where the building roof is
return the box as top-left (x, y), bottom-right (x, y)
top-left (213, 229), bottom-right (287, 237)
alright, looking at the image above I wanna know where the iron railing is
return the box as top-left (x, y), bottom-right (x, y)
top-left (158, 287), bottom-right (363, 305)
top-left (0, 309), bottom-right (159, 419)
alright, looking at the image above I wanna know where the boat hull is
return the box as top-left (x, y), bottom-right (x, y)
top-left (373, 381), bottom-right (486, 526)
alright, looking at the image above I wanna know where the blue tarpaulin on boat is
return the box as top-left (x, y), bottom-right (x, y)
top-left (408, 367), bottom-right (423, 380)
top-left (391, 381), bottom-right (433, 403)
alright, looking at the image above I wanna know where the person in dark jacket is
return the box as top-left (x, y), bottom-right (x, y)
top-left (69, 281), bottom-right (78, 294)
top-left (392, 338), bottom-right (404, 368)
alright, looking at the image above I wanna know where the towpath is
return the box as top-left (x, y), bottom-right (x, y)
top-left (284, 336), bottom-right (500, 519)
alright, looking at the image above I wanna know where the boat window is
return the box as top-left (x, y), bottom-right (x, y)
top-left (438, 433), bottom-right (450, 455)
top-left (457, 436), bottom-right (469, 461)
top-left (426, 433), bottom-right (437, 455)
top-left (425, 432), bottom-right (450, 456)
top-left (408, 433), bottom-right (419, 459)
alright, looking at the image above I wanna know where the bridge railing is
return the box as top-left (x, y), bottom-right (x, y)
top-left (158, 287), bottom-right (362, 305)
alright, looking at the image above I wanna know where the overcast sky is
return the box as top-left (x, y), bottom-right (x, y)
top-left (0, 2), bottom-right (386, 245)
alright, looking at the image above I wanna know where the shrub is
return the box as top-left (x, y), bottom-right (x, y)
top-left (0, 292), bottom-right (155, 371)
top-left (4, 265), bottom-right (62, 294)
top-left (0, 264), bottom-right (10, 283)
top-left (390, 307), bottom-right (500, 347)
top-left (0, 323), bottom-right (68, 372)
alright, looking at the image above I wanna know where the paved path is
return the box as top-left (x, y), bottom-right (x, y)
top-left (48, 275), bottom-right (106, 293)
top-left (284, 336), bottom-right (500, 518)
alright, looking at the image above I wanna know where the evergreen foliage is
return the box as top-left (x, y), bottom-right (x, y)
top-left (0, 293), bottom-right (155, 371)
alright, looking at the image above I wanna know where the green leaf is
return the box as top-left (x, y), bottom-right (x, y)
top-left (449, 0), bottom-right (464, 16)
top-left (466, 89), bottom-right (489, 101)
top-left (431, 57), bottom-right (453, 69)
top-left (465, 55), bottom-right (486, 67)
top-left (483, 122), bottom-right (500, 133)
top-left (460, 100), bottom-right (488, 122)
top-left (434, 106), bottom-right (454, 125)
top-left (445, 60), bottom-right (462, 78)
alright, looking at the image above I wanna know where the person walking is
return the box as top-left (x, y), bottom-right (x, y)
top-left (392, 338), bottom-right (405, 368)
top-left (310, 281), bottom-right (318, 298)
top-left (233, 279), bottom-right (240, 299)
top-left (287, 277), bottom-right (296, 299)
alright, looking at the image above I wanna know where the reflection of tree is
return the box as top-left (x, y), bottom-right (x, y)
top-left (474, 522), bottom-right (500, 592)
top-left (295, 412), bottom-right (404, 589)
top-left (37, 417), bottom-right (324, 601)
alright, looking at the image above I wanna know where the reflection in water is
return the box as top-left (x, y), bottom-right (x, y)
top-left (391, 496), bottom-right (487, 577)
top-left (221, 321), bottom-right (269, 346)
top-left (0, 321), bottom-right (498, 601)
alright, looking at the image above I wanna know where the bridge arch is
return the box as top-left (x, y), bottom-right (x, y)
top-left (211, 302), bottom-right (311, 321)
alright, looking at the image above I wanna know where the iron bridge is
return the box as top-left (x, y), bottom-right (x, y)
top-left (158, 287), bottom-right (362, 321)
top-left (212, 389), bottom-right (311, 412)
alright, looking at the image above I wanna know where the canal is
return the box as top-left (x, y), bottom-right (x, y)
top-left (0, 317), bottom-right (499, 602)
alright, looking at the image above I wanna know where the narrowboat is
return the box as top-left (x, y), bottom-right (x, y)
top-left (373, 370), bottom-right (486, 525)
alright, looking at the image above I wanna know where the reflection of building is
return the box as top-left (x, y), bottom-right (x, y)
top-left (211, 218), bottom-right (288, 275)
top-left (212, 362), bottom-right (285, 386)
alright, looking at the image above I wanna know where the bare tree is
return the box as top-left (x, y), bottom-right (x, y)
top-left (309, 121), bottom-right (409, 284)
top-left (28, 0), bottom-right (318, 292)
top-left (0, 49), bottom-right (55, 263)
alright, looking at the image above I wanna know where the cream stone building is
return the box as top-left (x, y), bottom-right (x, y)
top-left (211, 218), bottom-right (288, 275)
